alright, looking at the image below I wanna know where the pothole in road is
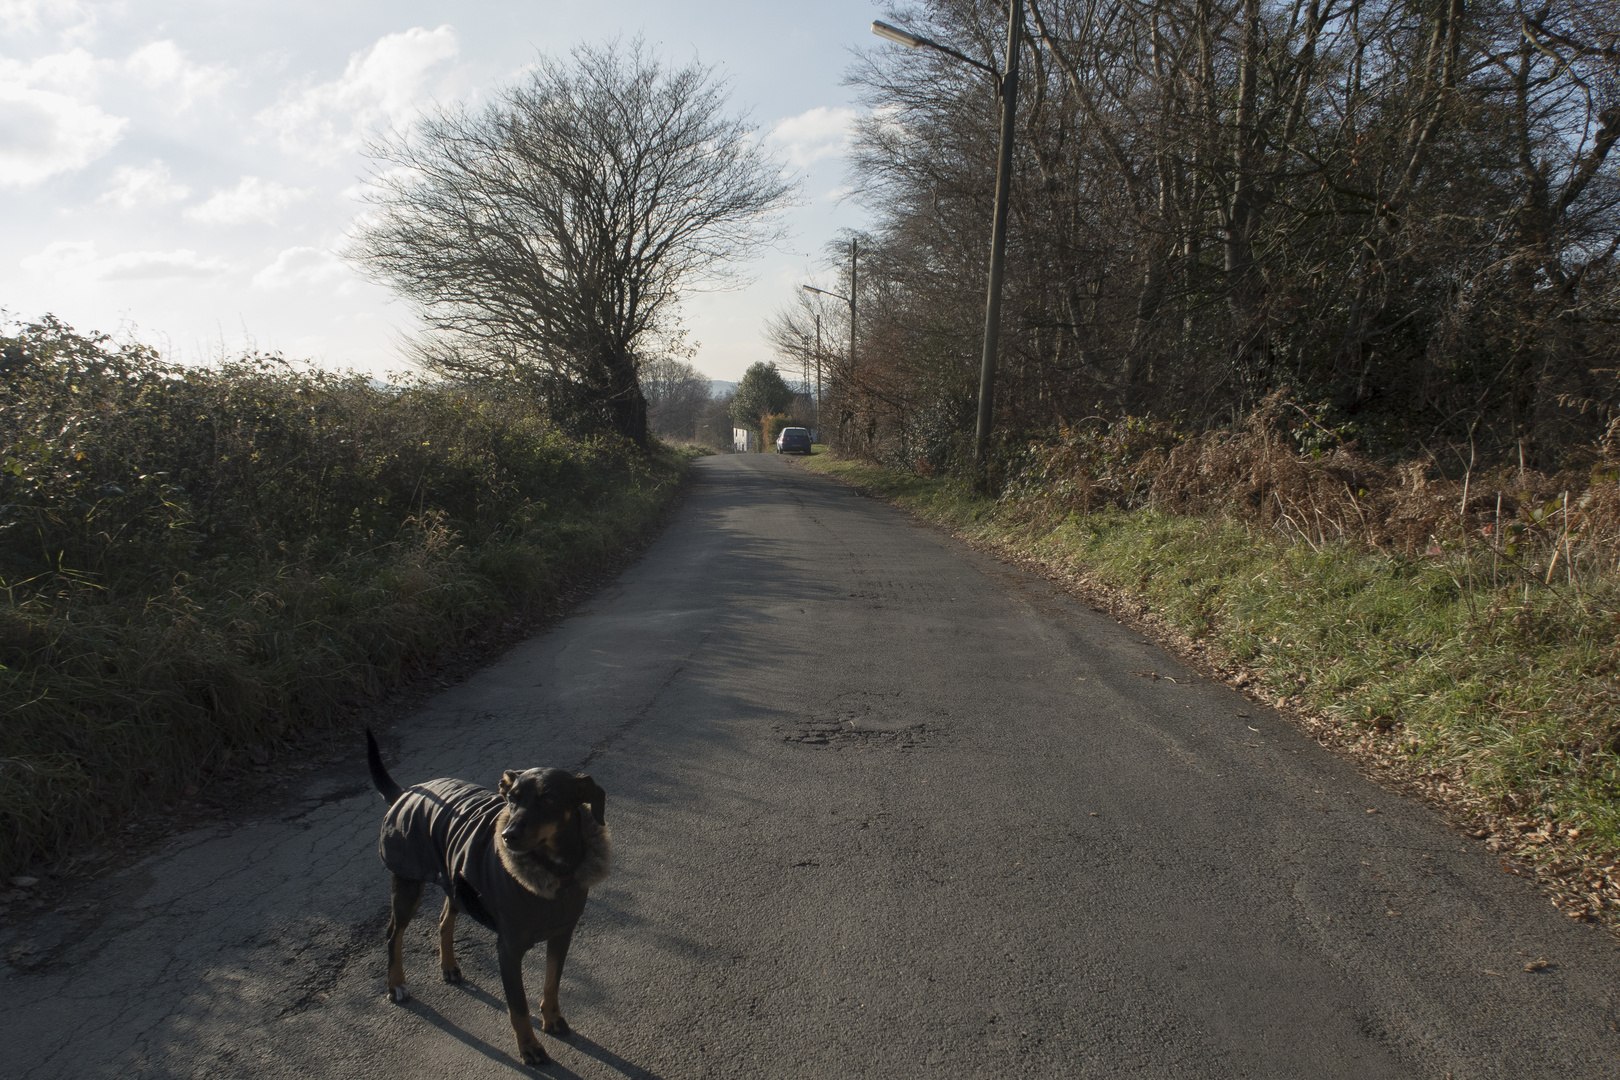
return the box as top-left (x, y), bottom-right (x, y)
top-left (774, 720), bottom-right (944, 751)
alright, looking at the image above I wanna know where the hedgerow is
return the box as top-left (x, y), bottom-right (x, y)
top-left (1, 316), bottom-right (688, 877)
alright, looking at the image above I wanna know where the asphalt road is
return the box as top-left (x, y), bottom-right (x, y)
top-left (4, 453), bottom-right (1618, 1079)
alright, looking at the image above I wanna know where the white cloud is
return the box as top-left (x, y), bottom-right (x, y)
top-left (125, 40), bottom-right (234, 107)
top-left (256, 25), bottom-right (458, 161)
top-left (0, 0), bottom-right (95, 41)
top-left (21, 238), bottom-right (232, 280)
top-left (9, 47), bottom-right (97, 92)
top-left (767, 106), bottom-right (859, 169)
top-left (19, 237), bottom-right (94, 271)
top-left (183, 176), bottom-right (309, 226)
top-left (98, 159), bottom-right (190, 208)
top-left (252, 246), bottom-right (356, 293)
top-left (0, 39), bottom-right (234, 188)
top-left (0, 0), bottom-right (47, 33)
top-left (97, 248), bottom-right (231, 280)
top-left (0, 54), bottom-right (125, 186)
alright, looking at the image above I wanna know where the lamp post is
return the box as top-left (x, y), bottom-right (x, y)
top-left (803, 237), bottom-right (858, 442)
top-left (873, 5), bottom-right (1022, 468)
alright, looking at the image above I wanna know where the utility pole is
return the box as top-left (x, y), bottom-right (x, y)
top-left (813, 311), bottom-right (823, 439)
top-left (849, 237), bottom-right (858, 381)
top-left (873, 5), bottom-right (1023, 468)
top-left (973, 0), bottom-right (1021, 468)
top-left (802, 236), bottom-right (859, 446)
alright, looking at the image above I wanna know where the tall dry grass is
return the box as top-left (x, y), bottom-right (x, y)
top-left (1004, 393), bottom-right (1620, 599)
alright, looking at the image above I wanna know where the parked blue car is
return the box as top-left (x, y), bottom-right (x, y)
top-left (775, 426), bottom-right (813, 454)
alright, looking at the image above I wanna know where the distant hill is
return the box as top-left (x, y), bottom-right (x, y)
top-left (709, 380), bottom-right (737, 398)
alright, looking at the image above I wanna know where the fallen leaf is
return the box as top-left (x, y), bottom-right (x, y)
top-left (1366, 808), bottom-right (1380, 815)
top-left (1524, 959), bottom-right (1551, 972)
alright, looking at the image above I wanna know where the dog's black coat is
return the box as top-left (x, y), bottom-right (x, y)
top-left (366, 732), bottom-right (609, 1068)
top-left (378, 778), bottom-right (510, 931)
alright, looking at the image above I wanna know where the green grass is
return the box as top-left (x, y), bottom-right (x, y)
top-left (805, 452), bottom-right (1620, 920)
top-left (1, 318), bottom-right (696, 878)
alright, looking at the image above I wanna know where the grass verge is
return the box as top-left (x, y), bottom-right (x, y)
top-left (802, 452), bottom-right (1620, 928)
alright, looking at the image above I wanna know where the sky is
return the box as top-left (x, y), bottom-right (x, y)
top-left (0, 0), bottom-right (886, 383)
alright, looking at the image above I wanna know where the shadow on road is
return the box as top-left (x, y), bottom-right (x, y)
top-left (405, 996), bottom-right (569, 1076)
top-left (422, 977), bottom-right (662, 1079)
top-left (564, 1033), bottom-right (668, 1080)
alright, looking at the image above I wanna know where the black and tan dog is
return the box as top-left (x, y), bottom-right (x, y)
top-left (366, 731), bottom-right (611, 1067)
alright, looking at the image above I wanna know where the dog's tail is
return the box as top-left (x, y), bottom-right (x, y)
top-left (366, 729), bottom-right (404, 805)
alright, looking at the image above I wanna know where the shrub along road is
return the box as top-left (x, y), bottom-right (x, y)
top-left (3, 454), bottom-right (1617, 1078)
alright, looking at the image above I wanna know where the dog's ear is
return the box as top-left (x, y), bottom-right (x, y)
top-left (498, 769), bottom-right (522, 796)
top-left (575, 775), bottom-right (606, 825)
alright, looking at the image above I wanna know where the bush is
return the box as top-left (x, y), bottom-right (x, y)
top-left (0, 316), bottom-right (688, 877)
top-left (763, 413), bottom-right (792, 450)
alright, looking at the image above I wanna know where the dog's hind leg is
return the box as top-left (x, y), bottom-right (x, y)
top-left (539, 926), bottom-right (575, 1037)
top-left (385, 875), bottom-right (424, 1004)
top-left (437, 897), bottom-right (463, 984)
top-left (497, 939), bottom-right (549, 1066)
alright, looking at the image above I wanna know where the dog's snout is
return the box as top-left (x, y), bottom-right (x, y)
top-left (501, 824), bottom-right (521, 843)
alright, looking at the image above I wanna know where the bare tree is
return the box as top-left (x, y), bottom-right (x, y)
top-left (836, 0), bottom-right (1620, 470)
top-left (642, 354), bottom-right (714, 441)
top-left (348, 40), bottom-right (795, 445)
top-left (766, 286), bottom-right (848, 438)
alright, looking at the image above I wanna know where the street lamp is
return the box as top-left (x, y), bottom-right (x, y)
top-left (872, 4), bottom-right (1022, 468)
top-left (871, 20), bottom-right (1000, 78)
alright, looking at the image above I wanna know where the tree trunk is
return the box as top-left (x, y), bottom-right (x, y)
top-left (604, 350), bottom-right (650, 447)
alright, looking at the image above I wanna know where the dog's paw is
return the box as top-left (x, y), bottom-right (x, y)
top-left (540, 1014), bottom-right (571, 1038)
top-left (388, 984), bottom-right (411, 1005)
top-left (519, 1042), bottom-right (552, 1067)
top-left (441, 966), bottom-right (463, 985)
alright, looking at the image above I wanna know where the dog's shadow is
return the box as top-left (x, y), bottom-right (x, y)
top-left (563, 1033), bottom-right (666, 1080)
top-left (404, 995), bottom-right (578, 1077)
top-left (426, 981), bottom-right (667, 1080)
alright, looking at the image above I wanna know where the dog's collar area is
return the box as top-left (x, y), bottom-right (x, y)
top-left (532, 851), bottom-right (578, 882)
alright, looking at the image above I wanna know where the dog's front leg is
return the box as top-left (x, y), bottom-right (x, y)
top-left (539, 926), bottom-right (575, 1036)
top-left (497, 938), bottom-right (548, 1067)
